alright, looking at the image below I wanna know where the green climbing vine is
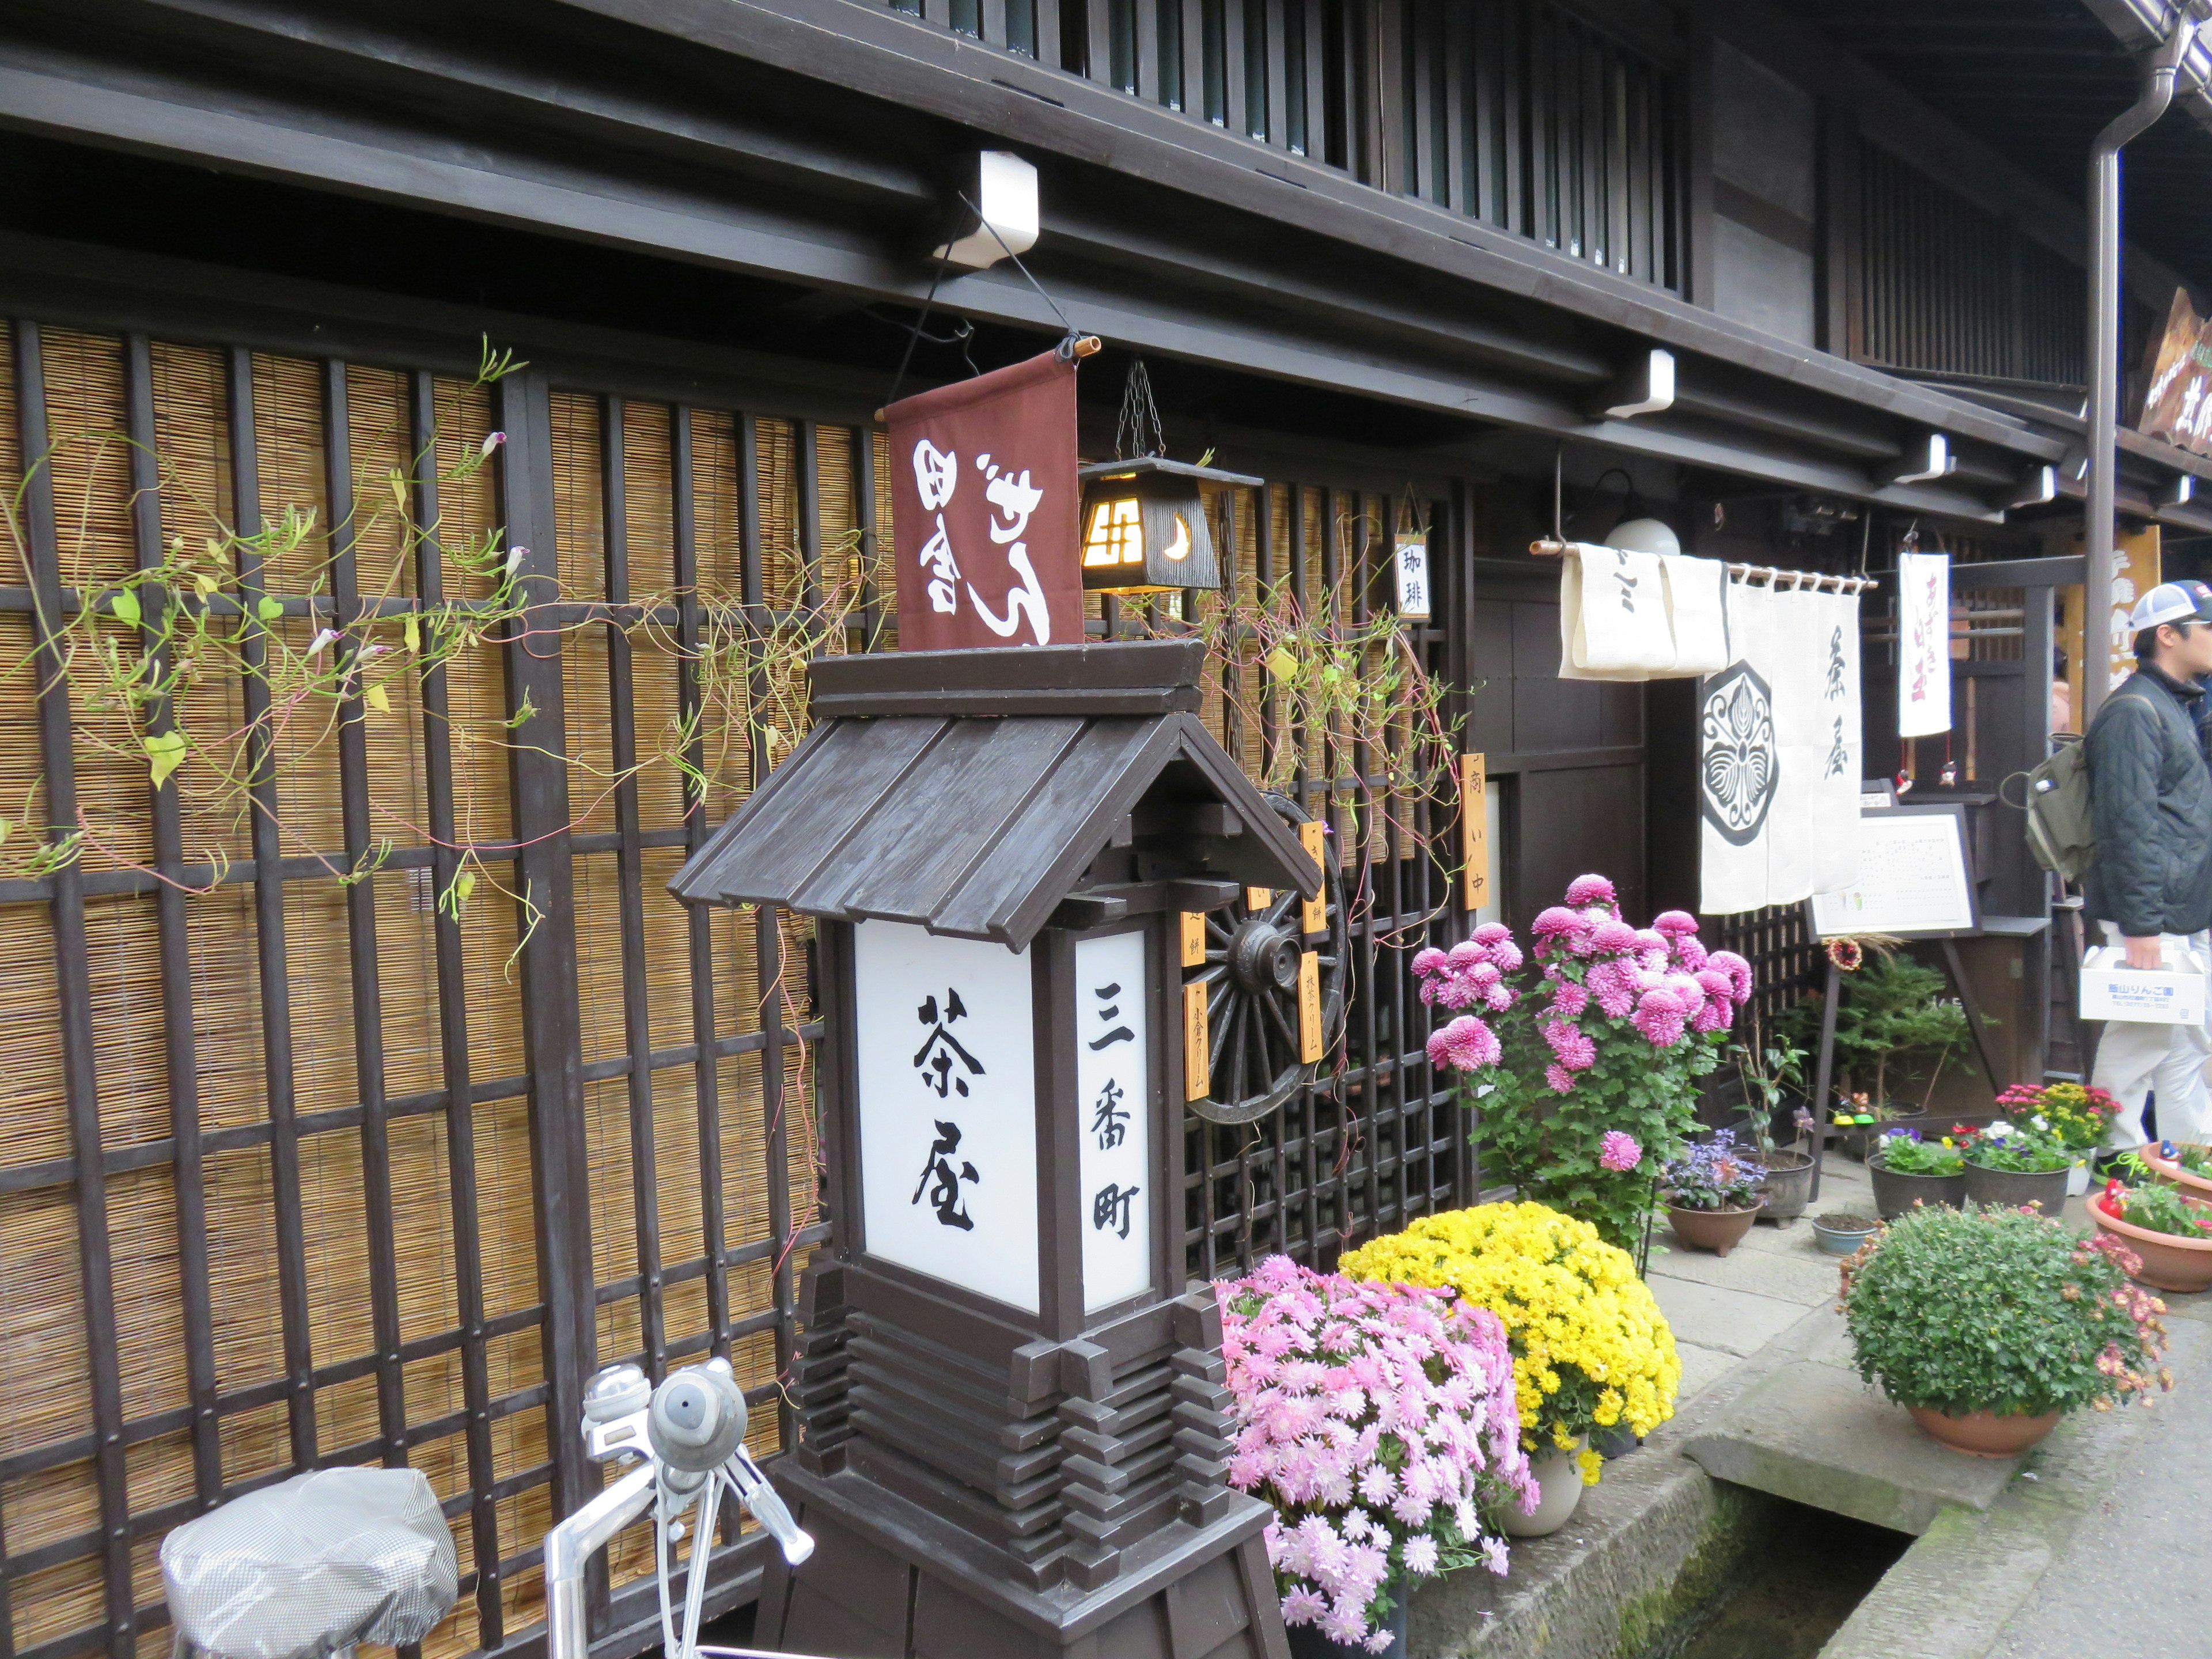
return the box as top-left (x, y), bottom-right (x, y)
top-left (1, 338), bottom-right (891, 963)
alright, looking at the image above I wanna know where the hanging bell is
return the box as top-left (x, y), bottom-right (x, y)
top-left (1077, 457), bottom-right (1260, 596)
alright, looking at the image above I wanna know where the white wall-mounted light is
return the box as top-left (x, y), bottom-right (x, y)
top-left (934, 151), bottom-right (1039, 270)
top-left (1877, 433), bottom-right (1954, 487)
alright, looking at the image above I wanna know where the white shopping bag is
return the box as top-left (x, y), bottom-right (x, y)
top-left (2080, 942), bottom-right (2209, 1025)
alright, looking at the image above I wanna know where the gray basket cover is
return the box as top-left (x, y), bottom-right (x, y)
top-left (161, 1468), bottom-right (459, 1659)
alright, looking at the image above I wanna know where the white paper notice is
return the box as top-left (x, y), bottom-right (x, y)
top-left (1075, 931), bottom-right (1152, 1313)
top-left (1896, 551), bottom-right (1952, 737)
top-left (853, 920), bottom-right (1039, 1313)
top-left (1808, 812), bottom-right (1975, 937)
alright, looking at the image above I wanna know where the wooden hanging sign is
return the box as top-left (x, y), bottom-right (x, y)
top-left (1297, 951), bottom-right (1324, 1063)
top-left (1245, 885), bottom-right (1272, 912)
top-left (1179, 910), bottom-right (1207, 967)
top-left (1299, 820), bottom-right (1328, 935)
top-left (1460, 752), bottom-right (1488, 911)
top-left (1183, 979), bottom-right (1211, 1101)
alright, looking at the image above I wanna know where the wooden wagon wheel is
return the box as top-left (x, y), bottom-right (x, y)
top-left (1185, 793), bottom-right (1347, 1126)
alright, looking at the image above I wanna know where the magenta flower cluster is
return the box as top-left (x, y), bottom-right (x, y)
top-left (1415, 873), bottom-right (1754, 1094)
top-left (1217, 1257), bottom-right (1530, 1650)
top-left (1411, 922), bottom-right (1522, 1075)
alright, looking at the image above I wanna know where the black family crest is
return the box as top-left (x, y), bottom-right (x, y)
top-left (1698, 661), bottom-right (1778, 845)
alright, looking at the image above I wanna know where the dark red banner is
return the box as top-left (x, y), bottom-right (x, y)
top-left (885, 349), bottom-right (1082, 650)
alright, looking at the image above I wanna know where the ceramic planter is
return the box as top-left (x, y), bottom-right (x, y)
top-left (1962, 1161), bottom-right (2070, 1217)
top-left (1666, 1199), bottom-right (1764, 1256)
top-left (1812, 1214), bottom-right (1880, 1256)
top-left (1905, 1406), bottom-right (2061, 1459)
top-left (1498, 1438), bottom-right (1586, 1538)
top-left (1866, 1154), bottom-right (1965, 1220)
top-left (1287, 1595), bottom-right (1406, 1659)
top-left (2092, 1196), bottom-right (2212, 1293)
top-left (1755, 1149), bottom-right (1817, 1222)
top-left (2138, 1143), bottom-right (2212, 1202)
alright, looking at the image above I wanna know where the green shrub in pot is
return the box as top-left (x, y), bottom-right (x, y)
top-left (1840, 1205), bottom-right (2169, 1438)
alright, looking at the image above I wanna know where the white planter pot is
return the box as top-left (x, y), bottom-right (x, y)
top-left (1498, 1437), bottom-right (1587, 1538)
top-left (2067, 1160), bottom-right (2091, 1197)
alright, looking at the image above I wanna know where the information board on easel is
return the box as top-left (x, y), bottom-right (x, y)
top-left (1800, 801), bottom-right (1995, 1205)
top-left (1808, 804), bottom-right (1980, 939)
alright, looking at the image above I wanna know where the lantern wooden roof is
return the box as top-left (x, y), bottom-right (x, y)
top-left (667, 640), bottom-right (1321, 950)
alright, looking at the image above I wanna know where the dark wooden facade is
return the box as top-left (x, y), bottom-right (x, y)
top-left (0, 5), bottom-right (2207, 1659)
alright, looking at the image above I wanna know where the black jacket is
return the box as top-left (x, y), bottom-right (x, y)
top-left (2085, 665), bottom-right (2212, 938)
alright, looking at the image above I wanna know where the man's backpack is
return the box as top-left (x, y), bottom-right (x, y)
top-left (2017, 686), bottom-right (2157, 882)
top-left (2020, 733), bottom-right (2093, 881)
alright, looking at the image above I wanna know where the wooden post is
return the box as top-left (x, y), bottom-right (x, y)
top-left (1808, 959), bottom-right (1842, 1205)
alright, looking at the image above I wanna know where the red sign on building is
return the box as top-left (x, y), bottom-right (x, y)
top-left (884, 348), bottom-right (1084, 650)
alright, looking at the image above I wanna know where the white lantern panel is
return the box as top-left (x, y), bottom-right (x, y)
top-left (853, 920), bottom-right (1040, 1313)
top-left (1075, 930), bottom-right (1153, 1312)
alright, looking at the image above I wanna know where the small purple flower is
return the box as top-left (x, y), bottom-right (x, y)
top-left (1599, 1130), bottom-right (1642, 1172)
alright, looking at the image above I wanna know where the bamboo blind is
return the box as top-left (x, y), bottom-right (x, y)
top-left (0, 316), bottom-right (1471, 1659)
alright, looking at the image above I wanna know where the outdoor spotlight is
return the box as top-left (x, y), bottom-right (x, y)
top-left (1076, 456), bottom-right (1260, 595)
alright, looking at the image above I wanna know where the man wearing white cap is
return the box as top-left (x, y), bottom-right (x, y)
top-left (2084, 579), bottom-right (2212, 1147)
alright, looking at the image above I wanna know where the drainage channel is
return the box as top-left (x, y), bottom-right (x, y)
top-left (1635, 1498), bottom-right (1908, 1659)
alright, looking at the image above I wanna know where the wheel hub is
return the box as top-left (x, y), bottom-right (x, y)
top-left (1228, 918), bottom-right (1300, 993)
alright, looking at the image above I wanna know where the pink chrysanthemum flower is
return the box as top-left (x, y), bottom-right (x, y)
top-left (1706, 949), bottom-right (1754, 1000)
top-left (1590, 919), bottom-right (1641, 953)
top-left (1544, 1062), bottom-right (1579, 1093)
top-left (1631, 987), bottom-right (1688, 1047)
top-left (1472, 921), bottom-right (1513, 946)
top-left (1671, 934), bottom-right (1709, 972)
top-left (1487, 938), bottom-right (1525, 972)
top-left (1548, 979), bottom-right (1589, 1018)
top-left (1531, 906), bottom-right (1585, 940)
top-left (1411, 946), bottom-right (1447, 978)
top-left (1564, 873), bottom-right (1618, 906)
top-left (1650, 910), bottom-right (1699, 937)
top-left (1446, 940), bottom-right (1485, 969)
top-left (1599, 1130), bottom-right (1642, 1171)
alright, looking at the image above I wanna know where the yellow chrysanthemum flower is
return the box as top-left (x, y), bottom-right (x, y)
top-left (1339, 1201), bottom-right (1681, 1484)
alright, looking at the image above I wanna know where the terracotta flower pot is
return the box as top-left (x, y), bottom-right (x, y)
top-left (1666, 1199), bottom-right (1764, 1256)
top-left (1499, 1438), bottom-right (1586, 1538)
top-left (2138, 1142), bottom-right (2212, 1202)
top-left (2091, 1195), bottom-right (2212, 1293)
top-left (1756, 1149), bottom-right (1817, 1222)
top-left (1906, 1405), bottom-right (2062, 1459)
top-left (1962, 1161), bottom-right (2070, 1217)
top-left (1866, 1154), bottom-right (1965, 1221)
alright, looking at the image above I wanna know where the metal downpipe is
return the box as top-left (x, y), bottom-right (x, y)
top-left (2085, 14), bottom-right (2199, 720)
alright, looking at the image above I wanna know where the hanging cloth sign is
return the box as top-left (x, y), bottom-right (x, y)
top-left (885, 348), bottom-right (1083, 651)
top-left (1558, 545), bottom-right (1732, 680)
top-left (1698, 579), bottom-right (1865, 915)
top-left (1896, 550), bottom-right (1952, 737)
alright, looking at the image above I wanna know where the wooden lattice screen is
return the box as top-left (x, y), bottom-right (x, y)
top-left (0, 314), bottom-right (1472, 1659)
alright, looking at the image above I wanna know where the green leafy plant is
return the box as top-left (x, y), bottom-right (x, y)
top-left (1730, 1029), bottom-right (1809, 1156)
top-left (1778, 952), bottom-right (1974, 1109)
top-left (1840, 1205), bottom-right (2169, 1418)
top-left (1868, 1130), bottom-right (1963, 1177)
top-left (1960, 1121), bottom-right (2072, 1175)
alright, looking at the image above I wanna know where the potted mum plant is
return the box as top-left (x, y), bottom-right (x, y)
top-left (1657, 1129), bottom-right (1767, 1256)
top-left (1340, 1202), bottom-right (1680, 1539)
top-left (2091, 1158), bottom-right (2212, 1294)
top-left (1958, 1119), bottom-right (2073, 1215)
top-left (1995, 1082), bottom-right (2120, 1194)
top-left (1865, 1126), bottom-right (1965, 1219)
top-left (1414, 874), bottom-right (1753, 1253)
top-left (1215, 1257), bottom-right (1530, 1659)
top-left (1840, 1204), bottom-right (2170, 1457)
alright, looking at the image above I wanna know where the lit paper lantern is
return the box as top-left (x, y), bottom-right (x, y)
top-left (1076, 457), bottom-right (1260, 595)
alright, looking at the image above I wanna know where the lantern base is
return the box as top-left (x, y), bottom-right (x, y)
top-left (757, 1462), bottom-right (1287, 1659)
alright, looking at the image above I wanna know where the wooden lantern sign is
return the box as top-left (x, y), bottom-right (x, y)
top-left (1077, 457), bottom-right (1260, 595)
top-left (670, 640), bottom-right (1319, 1659)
